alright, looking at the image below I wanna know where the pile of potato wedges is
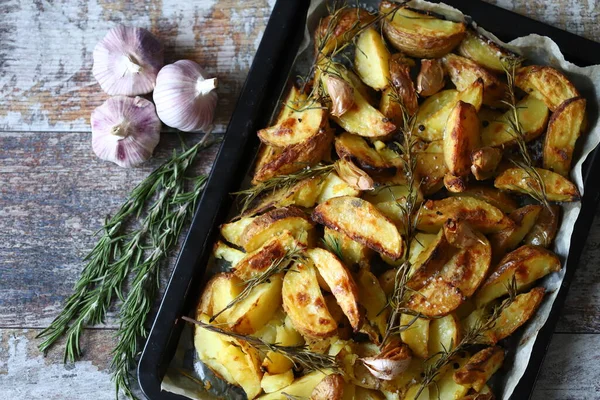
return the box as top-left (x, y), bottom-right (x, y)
top-left (194, 1), bottom-right (586, 399)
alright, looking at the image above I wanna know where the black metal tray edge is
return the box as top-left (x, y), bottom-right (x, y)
top-left (138, 1), bottom-right (600, 399)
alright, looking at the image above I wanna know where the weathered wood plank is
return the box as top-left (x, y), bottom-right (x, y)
top-left (0, 131), bottom-right (220, 328)
top-left (0, 0), bottom-right (274, 133)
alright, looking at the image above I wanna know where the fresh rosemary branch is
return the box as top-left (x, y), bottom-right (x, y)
top-left (380, 261), bottom-right (412, 347)
top-left (233, 163), bottom-right (334, 216)
top-left (321, 233), bottom-right (344, 261)
top-left (501, 58), bottom-right (551, 211)
top-left (210, 248), bottom-right (306, 322)
top-left (182, 316), bottom-right (339, 372)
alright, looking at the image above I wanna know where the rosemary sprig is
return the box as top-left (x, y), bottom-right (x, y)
top-left (321, 233), bottom-right (344, 261)
top-left (233, 163), bottom-right (334, 216)
top-left (415, 276), bottom-right (518, 398)
top-left (501, 58), bottom-right (551, 211)
top-left (182, 316), bottom-right (339, 372)
top-left (210, 248), bottom-right (305, 322)
top-left (380, 261), bottom-right (412, 347)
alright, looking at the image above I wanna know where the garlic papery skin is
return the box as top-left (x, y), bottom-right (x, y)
top-left (91, 96), bottom-right (161, 168)
top-left (323, 74), bottom-right (354, 117)
top-left (93, 26), bottom-right (164, 96)
top-left (153, 60), bottom-right (218, 132)
top-left (360, 342), bottom-right (412, 381)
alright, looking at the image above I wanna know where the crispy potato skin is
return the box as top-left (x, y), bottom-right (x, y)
top-left (380, 2), bottom-right (466, 58)
top-left (453, 346), bottom-right (505, 392)
top-left (457, 29), bottom-right (521, 72)
top-left (313, 196), bottom-right (405, 259)
top-left (516, 65), bottom-right (580, 111)
top-left (417, 58), bottom-right (446, 97)
top-left (316, 8), bottom-right (376, 56)
top-left (494, 167), bottom-right (580, 202)
top-left (543, 97), bottom-right (587, 176)
top-left (524, 205), bottom-right (561, 248)
top-left (489, 205), bottom-right (543, 261)
top-left (335, 133), bottom-right (396, 176)
top-left (310, 374), bottom-right (346, 400)
top-left (443, 100), bottom-right (480, 183)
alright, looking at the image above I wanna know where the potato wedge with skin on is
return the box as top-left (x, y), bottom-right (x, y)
top-left (307, 248), bottom-right (362, 331)
top-left (471, 147), bottom-right (503, 181)
top-left (388, 53), bottom-right (419, 115)
top-left (489, 205), bottom-right (543, 261)
top-left (486, 287), bottom-right (545, 343)
top-left (313, 196), bottom-right (405, 260)
top-left (407, 279), bottom-right (464, 317)
top-left (442, 53), bottom-right (506, 106)
top-left (310, 374), bottom-right (346, 400)
top-left (417, 197), bottom-right (513, 234)
top-left (448, 185), bottom-right (517, 214)
top-left (416, 78), bottom-right (484, 142)
top-left (431, 355), bottom-right (470, 400)
top-left (380, 2), bottom-right (466, 58)
top-left (315, 7), bottom-right (376, 57)
top-left (324, 226), bottom-right (373, 267)
top-left (417, 58), bottom-right (446, 97)
top-left (416, 150), bottom-right (448, 195)
top-left (282, 259), bottom-right (338, 339)
top-left (355, 28), bottom-right (391, 90)
top-left (213, 240), bottom-right (245, 267)
top-left (356, 268), bottom-right (389, 338)
top-left (317, 171), bottom-right (361, 203)
top-left (240, 206), bottom-right (314, 252)
top-left (401, 314), bottom-right (430, 359)
top-left (454, 346), bottom-right (504, 392)
top-left (258, 371), bottom-right (331, 400)
top-left (524, 204), bottom-right (561, 248)
top-left (335, 133), bottom-right (396, 176)
top-left (415, 89), bottom-right (458, 134)
top-left (253, 126), bottom-right (334, 183)
top-left (475, 245), bottom-right (561, 306)
top-left (261, 370), bottom-right (295, 394)
top-left (481, 96), bottom-right (549, 148)
top-left (457, 29), bottom-right (521, 72)
top-left (494, 167), bottom-right (580, 202)
top-left (515, 65), bottom-right (580, 111)
top-left (220, 216), bottom-right (256, 248)
top-left (543, 96), bottom-right (587, 176)
top-left (262, 322), bottom-right (304, 374)
top-left (407, 229), bottom-right (455, 291)
top-left (428, 314), bottom-right (461, 358)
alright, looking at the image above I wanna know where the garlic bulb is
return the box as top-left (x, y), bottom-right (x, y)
top-left (361, 341), bottom-right (412, 381)
top-left (335, 159), bottom-right (374, 191)
top-left (153, 60), bottom-right (218, 132)
top-left (93, 26), bottom-right (164, 96)
top-left (91, 96), bottom-right (161, 168)
top-left (323, 74), bottom-right (354, 117)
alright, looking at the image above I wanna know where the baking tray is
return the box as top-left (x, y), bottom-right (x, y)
top-left (138, 1), bottom-right (600, 399)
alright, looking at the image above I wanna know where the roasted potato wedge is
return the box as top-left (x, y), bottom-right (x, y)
top-left (262, 322), bottom-right (304, 374)
top-left (313, 196), bottom-right (405, 259)
top-left (356, 268), bottom-right (389, 338)
top-left (448, 185), bottom-right (517, 213)
top-left (317, 171), bottom-right (361, 203)
top-left (417, 197), bottom-right (513, 234)
top-left (494, 167), bottom-right (580, 202)
top-left (335, 133), bottom-right (395, 176)
top-left (416, 150), bottom-right (448, 195)
top-left (481, 96), bottom-right (549, 147)
top-left (486, 287), bottom-right (545, 343)
top-left (407, 279), bottom-right (464, 317)
top-left (324, 226), bottom-right (372, 267)
top-left (258, 371), bottom-right (330, 400)
top-left (471, 147), bottom-right (503, 181)
top-left (457, 29), bottom-right (521, 72)
top-left (515, 65), bottom-right (580, 111)
top-left (417, 58), bottom-right (446, 97)
top-left (428, 313), bottom-right (461, 357)
top-left (401, 314), bottom-right (430, 359)
top-left (213, 240), bottom-right (245, 267)
top-left (489, 205), bottom-right (543, 260)
top-left (253, 126), bottom-right (334, 183)
top-left (307, 248), bottom-right (361, 330)
top-left (310, 374), bottom-right (346, 400)
top-left (220, 216), bottom-right (256, 247)
top-left (415, 89), bottom-right (458, 133)
top-left (431, 356), bottom-right (470, 399)
top-left (524, 204), bottom-right (561, 248)
top-left (380, 2), bottom-right (466, 58)
top-left (416, 78), bottom-right (483, 141)
top-left (355, 28), bottom-right (391, 90)
top-left (240, 206), bottom-right (314, 252)
top-left (543, 97), bottom-right (587, 176)
top-left (354, 387), bottom-right (385, 400)
top-left (282, 259), bottom-right (338, 339)
top-left (454, 346), bottom-right (504, 392)
top-left (444, 100), bottom-right (481, 191)
top-left (316, 7), bottom-right (376, 56)
top-left (407, 229), bottom-right (454, 290)
top-left (442, 53), bottom-right (505, 106)
top-left (261, 370), bottom-right (295, 394)
top-left (475, 245), bottom-right (561, 306)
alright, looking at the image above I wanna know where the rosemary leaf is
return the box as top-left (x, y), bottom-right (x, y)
top-left (321, 233), bottom-right (344, 261)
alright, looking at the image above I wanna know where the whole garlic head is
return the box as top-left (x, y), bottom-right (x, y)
top-left (153, 60), bottom-right (218, 132)
top-left (93, 26), bottom-right (164, 96)
top-left (91, 96), bottom-right (161, 168)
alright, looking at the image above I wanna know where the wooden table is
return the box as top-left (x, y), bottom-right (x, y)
top-left (1, 0), bottom-right (599, 399)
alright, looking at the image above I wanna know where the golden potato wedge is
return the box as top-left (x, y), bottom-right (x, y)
top-left (471, 147), bottom-right (503, 181)
top-left (282, 259), bottom-right (338, 339)
top-left (333, 86), bottom-right (396, 138)
top-left (324, 226), bottom-right (373, 267)
top-left (475, 245), bottom-right (561, 306)
top-left (431, 356), bottom-right (470, 399)
top-left (457, 29), bottom-right (521, 72)
top-left (404, 384), bottom-right (430, 400)
top-left (380, 2), bottom-right (466, 58)
top-left (453, 346), bottom-right (504, 392)
top-left (316, 7), bottom-right (376, 57)
top-left (478, 107), bottom-right (503, 131)
top-left (258, 371), bottom-right (330, 400)
top-left (407, 279), bottom-right (464, 317)
top-left (253, 144), bottom-right (283, 183)
top-left (194, 314), bottom-right (263, 399)
top-left (380, 87), bottom-right (404, 128)
top-left (262, 322), bottom-right (304, 374)
top-left (356, 268), bottom-right (389, 337)
top-left (253, 126), bottom-right (334, 183)
top-left (486, 287), bottom-right (545, 343)
top-left (220, 216), bottom-right (256, 247)
top-left (543, 96), bottom-right (587, 176)
top-left (317, 171), bottom-right (361, 203)
top-left (481, 96), bottom-right (549, 147)
top-left (415, 89), bottom-right (458, 132)
top-left (355, 28), bottom-right (391, 90)
top-left (515, 65), bottom-right (580, 111)
top-left (444, 100), bottom-right (481, 190)
top-left (494, 167), bottom-right (580, 202)
top-left (310, 374), bottom-right (346, 400)
top-left (408, 232), bottom-right (439, 266)
top-left (400, 314), bottom-right (430, 359)
top-left (428, 313), bottom-right (461, 357)
top-left (307, 248), bottom-right (361, 330)
top-left (416, 78), bottom-right (484, 141)
top-left (416, 151), bottom-right (448, 195)
top-left (240, 206), bottom-right (314, 252)
top-left (335, 133), bottom-right (396, 176)
top-left (324, 295), bottom-right (353, 340)
top-left (364, 184), bottom-right (424, 226)
top-left (213, 240), bottom-right (245, 267)
top-left (524, 204), bottom-right (561, 248)
top-left (417, 58), bottom-right (446, 97)
top-left (354, 387), bottom-right (385, 400)
top-left (442, 53), bottom-right (505, 106)
top-left (489, 205), bottom-right (543, 260)
top-left (448, 185), bottom-right (517, 214)
top-left (407, 229), bottom-right (454, 291)
top-left (261, 370), bottom-right (295, 394)
top-left (417, 197), bottom-right (513, 234)
top-left (313, 196), bottom-right (405, 259)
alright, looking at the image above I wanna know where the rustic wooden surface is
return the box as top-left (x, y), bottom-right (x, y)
top-left (1, 0), bottom-right (599, 399)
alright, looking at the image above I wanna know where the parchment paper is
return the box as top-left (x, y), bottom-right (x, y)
top-left (160, 1), bottom-right (600, 398)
